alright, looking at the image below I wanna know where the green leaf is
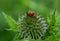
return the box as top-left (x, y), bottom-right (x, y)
top-left (2, 12), bottom-right (18, 32)
top-left (50, 9), bottom-right (56, 26)
top-left (56, 14), bottom-right (60, 26)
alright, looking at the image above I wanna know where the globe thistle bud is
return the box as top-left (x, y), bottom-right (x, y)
top-left (18, 11), bottom-right (48, 40)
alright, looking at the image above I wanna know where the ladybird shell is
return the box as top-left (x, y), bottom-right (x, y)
top-left (27, 11), bottom-right (34, 16)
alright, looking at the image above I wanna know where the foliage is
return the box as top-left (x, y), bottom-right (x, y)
top-left (0, 0), bottom-right (60, 41)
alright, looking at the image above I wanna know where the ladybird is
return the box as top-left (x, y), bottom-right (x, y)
top-left (27, 11), bottom-right (34, 16)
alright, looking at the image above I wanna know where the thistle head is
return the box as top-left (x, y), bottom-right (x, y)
top-left (18, 11), bottom-right (48, 40)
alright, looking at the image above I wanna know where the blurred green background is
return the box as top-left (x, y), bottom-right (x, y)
top-left (0, 0), bottom-right (60, 41)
